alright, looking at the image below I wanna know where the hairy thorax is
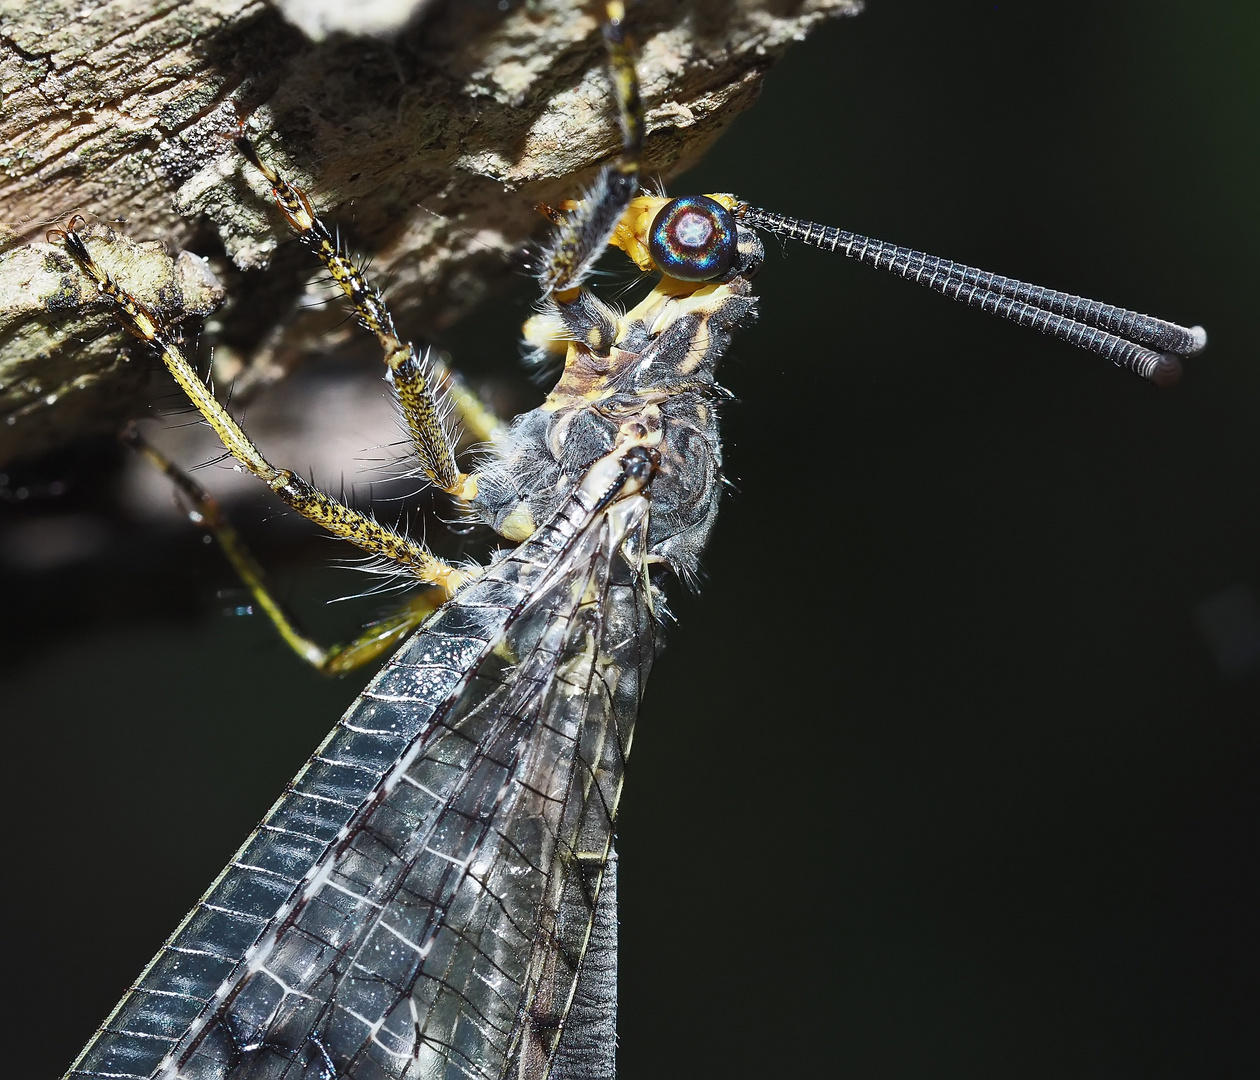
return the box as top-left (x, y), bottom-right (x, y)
top-left (469, 276), bottom-right (759, 583)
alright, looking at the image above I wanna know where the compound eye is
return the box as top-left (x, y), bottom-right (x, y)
top-left (647, 195), bottom-right (737, 282)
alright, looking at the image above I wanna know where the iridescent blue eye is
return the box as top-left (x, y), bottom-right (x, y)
top-left (647, 195), bottom-right (737, 282)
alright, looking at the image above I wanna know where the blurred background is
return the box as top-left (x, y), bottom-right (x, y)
top-left (3, 0), bottom-right (1257, 1076)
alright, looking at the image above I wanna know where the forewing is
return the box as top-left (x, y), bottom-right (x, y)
top-left (66, 489), bottom-right (655, 1080)
top-left (503, 505), bottom-right (657, 1078)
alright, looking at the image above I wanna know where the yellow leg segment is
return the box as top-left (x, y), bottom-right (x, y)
top-left (428, 353), bottom-right (508, 447)
top-left (533, 2), bottom-right (646, 299)
top-left (234, 137), bottom-right (471, 495)
top-left (123, 426), bottom-right (445, 674)
top-left (53, 219), bottom-right (469, 596)
top-left (603, 1), bottom-right (644, 174)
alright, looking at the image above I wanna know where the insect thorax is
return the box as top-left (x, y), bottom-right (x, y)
top-left (469, 274), bottom-right (759, 583)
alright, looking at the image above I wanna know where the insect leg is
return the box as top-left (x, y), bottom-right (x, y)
top-left (52, 220), bottom-right (469, 595)
top-left (122, 425), bottom-right (445, 673)
top-left (426, 351), bottom-right (508, 446)
top-left (234, 136), bottom-right (487, 498)
top-left (535, 1), bottom-right (644, 304)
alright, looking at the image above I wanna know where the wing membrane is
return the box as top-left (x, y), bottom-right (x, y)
top-left (67, 481), bottom-right (657, 1080)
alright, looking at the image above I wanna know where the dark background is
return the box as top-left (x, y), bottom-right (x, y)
top-left (3, 1), bottom-right (1257, 1077)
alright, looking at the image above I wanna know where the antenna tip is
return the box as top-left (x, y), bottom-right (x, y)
top-left (1188, 325), bottom-right (1209, 355)
top-left (1150, 354), bottom-right (1183, 388)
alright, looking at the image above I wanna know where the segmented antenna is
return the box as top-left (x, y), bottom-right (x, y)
top-left (739, 205), bottom-right (1206, 386)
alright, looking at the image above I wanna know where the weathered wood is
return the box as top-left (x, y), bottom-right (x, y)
top-left (0, 0), bottom-right (857, 465)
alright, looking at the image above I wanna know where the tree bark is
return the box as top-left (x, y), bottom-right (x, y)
top-left (0, 0), bottom-right (857, 465)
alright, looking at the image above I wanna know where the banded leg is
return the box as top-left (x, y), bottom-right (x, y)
top-left (535, 0), bottom-right (645, 329)
top-left (52, 219), bottom-right (469, 596)
top-left (123, 425), bottom-right (444, 674)
top-left (234, 137), bottom-right (489, 495)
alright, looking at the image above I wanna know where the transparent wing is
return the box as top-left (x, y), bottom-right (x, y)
top-left (66, 484), bottom-right (658, 1080)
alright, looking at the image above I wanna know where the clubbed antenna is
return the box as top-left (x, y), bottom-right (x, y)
top-left (738, 205), bottom-right (1206, 386)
